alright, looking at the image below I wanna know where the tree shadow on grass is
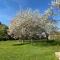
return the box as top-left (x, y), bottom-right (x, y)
top-left (12, 40), bottom-right (60, 47)
top-left (31, 40), bottom-right (60, 47)
top-left (13, 43), bottom-right (25, 46)
top-left (13, 42), bottom-right (30, 46)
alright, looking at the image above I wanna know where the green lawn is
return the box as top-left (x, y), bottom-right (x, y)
top-left (0, 40), bottom-right (60, 60)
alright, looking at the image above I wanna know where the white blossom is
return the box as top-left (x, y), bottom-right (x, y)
top-left (8, 8), bottom-right (56, 39)
top-left (52, 0), bottom-right (60, 8)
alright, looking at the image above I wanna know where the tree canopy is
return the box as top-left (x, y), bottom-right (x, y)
top-left (8, 0), bottom-right (59, 40)
top-left (8, 8), bottom-right (56, 40)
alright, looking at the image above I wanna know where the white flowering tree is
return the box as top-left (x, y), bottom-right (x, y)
top-left (52, 0), bottom-right (60, 8)
top-left (8, 7), bottom-right (56, 42)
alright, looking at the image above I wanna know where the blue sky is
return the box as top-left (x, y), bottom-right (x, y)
top-left (0, 0), bottom-right (60, 28)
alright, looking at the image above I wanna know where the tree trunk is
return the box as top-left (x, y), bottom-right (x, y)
top-left (21, 40), bottom-right (24, 44)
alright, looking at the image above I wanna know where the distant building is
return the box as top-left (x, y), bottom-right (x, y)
top-left (48, 31), bottom-right (60, 40)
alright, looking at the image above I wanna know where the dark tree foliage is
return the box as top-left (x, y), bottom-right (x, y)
top-left (0, 22), bottom-right (9, 40)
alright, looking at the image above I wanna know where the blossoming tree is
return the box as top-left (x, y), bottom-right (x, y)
top-left (52, 0), bottom-right (60, 8)
top-left (8, 7), bottom-right (56, 42)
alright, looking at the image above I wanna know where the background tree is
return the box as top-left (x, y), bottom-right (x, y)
top-left (51, 0), bottom-right (60, 8)
top-left (0, 22), bottom-right (8, 40)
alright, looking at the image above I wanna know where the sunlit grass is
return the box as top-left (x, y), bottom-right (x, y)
top-left (0, 40), bottom-right (59, 60)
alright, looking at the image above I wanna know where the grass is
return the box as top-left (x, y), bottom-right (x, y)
top-left (0, 40), bottom-right (59, 60)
